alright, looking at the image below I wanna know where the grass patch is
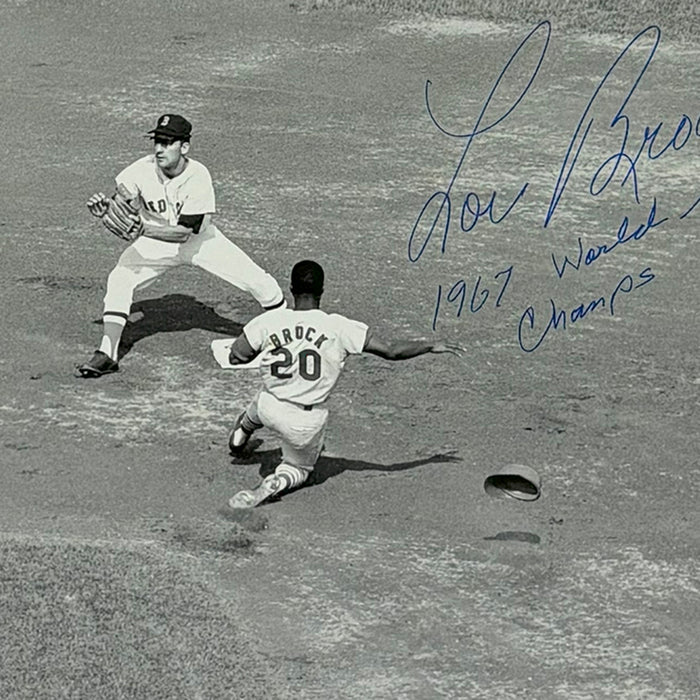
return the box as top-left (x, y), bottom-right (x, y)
top-left (0, 534), bottom-right (283, 700)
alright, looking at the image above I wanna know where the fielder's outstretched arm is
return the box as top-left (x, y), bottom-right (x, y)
top-left (363, 332), bottom-right (462, 360)
top-left (140, 214), bottom-right (203, 243)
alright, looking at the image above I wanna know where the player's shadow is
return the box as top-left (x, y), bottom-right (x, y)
top-left (232, 446), bottom-right (461, 498)
top-left (91, 294), bottom-right (244, 359)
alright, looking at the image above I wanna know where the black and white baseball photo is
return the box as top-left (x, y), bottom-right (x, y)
top-left (1, 1), bottom-right (699, 697)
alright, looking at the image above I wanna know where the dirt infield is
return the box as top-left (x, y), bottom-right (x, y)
top-left (296, 0), bottom-right (700, 43)
top-left (1, 1), bottom-right (699, 698)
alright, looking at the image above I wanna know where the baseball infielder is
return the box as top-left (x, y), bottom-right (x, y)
top-left (226, 260), bottom-right (462, 509)
top-left (76, 114), bottom-right (285, 378)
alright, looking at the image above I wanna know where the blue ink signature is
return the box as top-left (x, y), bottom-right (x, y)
top-left (407, 21), bottom-right (551, 263)
top-left (550, 197), bottom-right (668, 278)
top-left (547, 25), bottom-right (700, 225)
top-left (408, 21), bottom-right (695, 261)
top-left (406, 20), bottom-right (695, 350)
top-left (431, 265), bottom-right (513, 330)
top-left (679, 195), bottom-right (700, 220)
top-left (517, 267), bottom-right (655, 352)
top-left (546, 26), bottom-right (659, 223)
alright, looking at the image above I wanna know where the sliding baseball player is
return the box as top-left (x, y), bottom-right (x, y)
top-left (226, 259), bottom-right (462, 508)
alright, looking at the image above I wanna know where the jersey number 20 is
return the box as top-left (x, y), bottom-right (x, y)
top-left (270, 347), bottom-right (321, 381)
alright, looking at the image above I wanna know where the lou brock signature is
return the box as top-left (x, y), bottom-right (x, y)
top-left (408, 21), bottom-right (700, 351)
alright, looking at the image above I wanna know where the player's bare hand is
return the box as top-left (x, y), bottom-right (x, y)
top-left (431, 343), bottom-right (464, 357)
top-left (87, 192), bottom-right (109, 218)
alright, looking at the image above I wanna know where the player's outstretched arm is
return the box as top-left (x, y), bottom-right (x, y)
top-left (141, 214), bottom-right (205, 243)
top-left (363, 332), bottom-right (463, 361)
top-left (141, 222), bottom-right (192, 243)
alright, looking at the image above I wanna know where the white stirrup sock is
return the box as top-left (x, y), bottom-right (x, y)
top-left (274, 463), bottom-right (310, 491)
top-left (99, 316), bottom-right (127, 361)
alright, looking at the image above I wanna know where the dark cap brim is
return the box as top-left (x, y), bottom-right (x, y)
top-left (147, 128), bottom-right (190, 139)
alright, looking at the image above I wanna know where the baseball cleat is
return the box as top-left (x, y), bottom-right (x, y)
top-left (228, 474), bottom-right (283, 509)
top-left (75, 350), bottom-right (119, 378)
top-left (228, 412), bottom-right (251, 454)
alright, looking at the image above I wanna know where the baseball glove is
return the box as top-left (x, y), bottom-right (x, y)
top-left (101, 184), bottom-right (144, 242)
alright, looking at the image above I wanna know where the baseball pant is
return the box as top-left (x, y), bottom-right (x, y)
top-left (247, 390), bottom-right (328, 470)
top-left (102, 224), bottom-right (283, 319)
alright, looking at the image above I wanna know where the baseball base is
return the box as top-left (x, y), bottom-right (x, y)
top-left (210, 338), bottom-right (263, 370)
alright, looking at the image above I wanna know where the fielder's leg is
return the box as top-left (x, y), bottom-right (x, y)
top-left (76, 240), bottom-right (179, 377)
top-left (187, 226), bottom-right (285, 310)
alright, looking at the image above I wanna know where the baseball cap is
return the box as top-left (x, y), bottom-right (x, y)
top-left (147, 114), bottom-right (192, 141)
top-left (291, 260), bottom-right (324, 296)
top-left (483, 464), bottom-right (541, 501)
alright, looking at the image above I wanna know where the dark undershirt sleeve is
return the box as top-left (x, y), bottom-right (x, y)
top-left (178, 213), bottom-right (205, 233)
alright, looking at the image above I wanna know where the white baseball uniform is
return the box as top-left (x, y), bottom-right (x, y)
top-left (102, 155), bottom-right (283, 323)
top-left (241, 307), bottom-right (369, 469)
